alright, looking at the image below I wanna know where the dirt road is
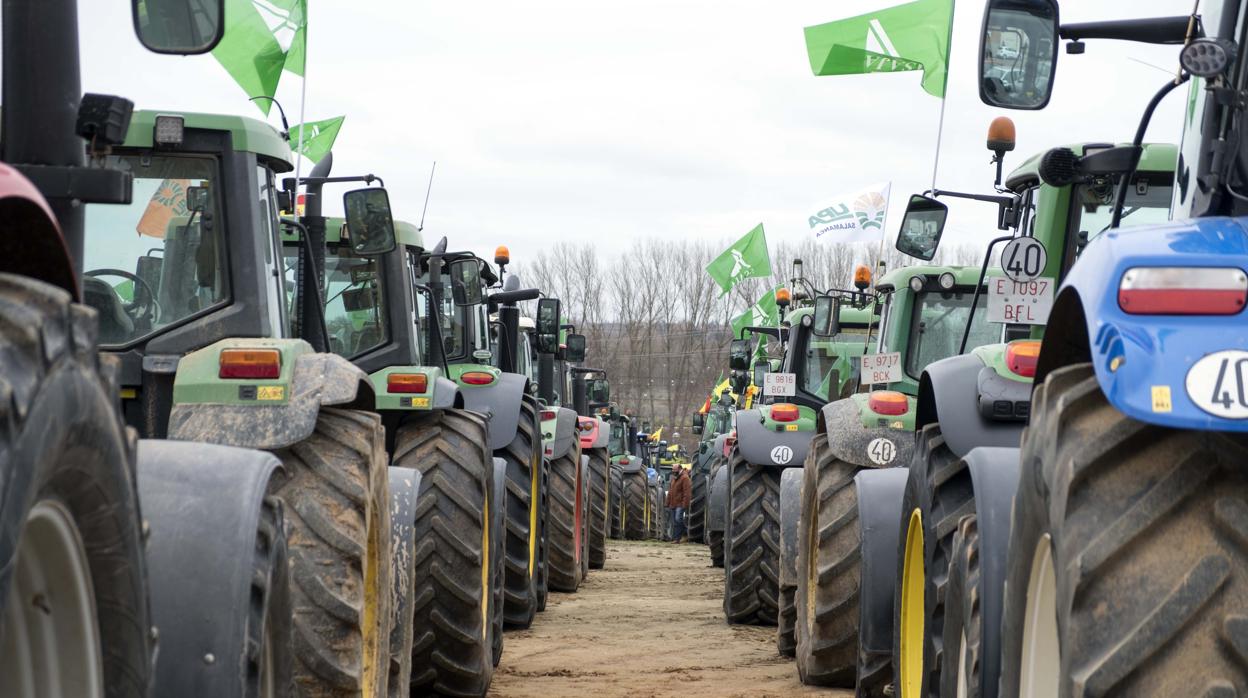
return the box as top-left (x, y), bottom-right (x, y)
top-left (488, 540), bottom-right (850, 697)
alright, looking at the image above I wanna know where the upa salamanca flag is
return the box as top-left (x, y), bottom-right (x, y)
top-left (807, 182), bottom-right (891, 244)
top-left (212, 0), bottom-right (307, 114)
top-left (707, 224), bottom-right (771, 295)
top-left (804, 0), bottom-right (955, 98)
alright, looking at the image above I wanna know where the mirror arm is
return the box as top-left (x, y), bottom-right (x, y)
top-left (413, 283), bottom-right (450, 373)
top-left (931, 189), bottom-right (1019, 231)
top-left (1059, 16), bottom-right (1195, 45)
top-left (281, 218), bottom-right (332, 353)
top-left (958, 234), bottom-right (1015, 355)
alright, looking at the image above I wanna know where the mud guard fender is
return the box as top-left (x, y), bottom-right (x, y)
top-left (386, 465), bottom-right (421, 681)
top-left (778, 467), bottom-right (803, 588)
top-left (819, 398), bottom-right (915, 469)
top-left (136, 439), bottom-right (290, 697)
top-left (855, 467), bottom-right (910, 658)
top-left (707, 464), bottom-right (729, 533)
top-left (615, 455), bottom-right (643, 474)
top-left (168, 351), bottom-right (374, 450)
top-left (432, 376), bottom-right (460, 410)
top-left (458, 372), bottom-right (528, 451)
top-left (917, 353), bottom-right (1025, 459)
top-left (735, 408), bottom-right (812, 467)
top-left (964, 446), bottom-right (1021, 691)
top-left (547, 407), bottom-right (580, 460)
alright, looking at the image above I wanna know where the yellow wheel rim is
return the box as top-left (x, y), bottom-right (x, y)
top-left (1019, 534), bottom-right (1059, 698)
top-left (481, 488), bottom-right (490, 641)
top-left (528, 449), bottom-right (539, 577)
top-left (362, 500), bottom-right (382, 697)
top-left (900, 508), bottom-right (926, 698)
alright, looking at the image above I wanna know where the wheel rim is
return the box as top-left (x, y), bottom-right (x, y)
top-left (1019, 534), bottom-right (1059, 698)
top-left (261, 615), bottom-right (277, 698)
top-left (956, 630), bottom-right (969, 698)
top-left (362, 500), bottom-right (382, 697)
top-left (0, 499), bottom-right (104, 698)
top-left (573, 467), bottom-right (583, 564)
top-left (803, 482), bottom-right (819, 633)
top-left (900, 508), bottom-right (926, 698)
top-left (529, 451), bottom-right (540, 578)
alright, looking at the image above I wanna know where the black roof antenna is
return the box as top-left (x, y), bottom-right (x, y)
top-left (248, 96), bottom-right (290, 139)
top-left (419, 161), bottom-right (437, 231)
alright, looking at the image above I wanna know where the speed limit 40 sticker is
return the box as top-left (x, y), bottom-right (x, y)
top-left (867, 438), bottom-right (896, 465)
top-left (1186, 350), bottom-right (1248, 419)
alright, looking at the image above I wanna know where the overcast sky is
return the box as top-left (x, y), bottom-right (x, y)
top-left (80, 0), bottom-right (1191, 265)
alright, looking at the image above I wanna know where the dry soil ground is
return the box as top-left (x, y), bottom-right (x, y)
top-left (488, 539), bottom-right (851, 698)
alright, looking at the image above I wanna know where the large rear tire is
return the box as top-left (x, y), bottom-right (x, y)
top-left (723, 447), bottom-right (782, 626)
top-left (709, 530), bottom-right (724, 567)
top-left (0, 276), bottom-right (152, 698)
top-left (940, 516), bottom-right (983, 698)
top-left (1001, 364), bottom-right (1248, 697)
top-left (384, 467), bottom-right (419, 698)
top-left (622, 470), bottom-right (648, 541)
top-left (587, 448), bottom-right (609, 568)
top-left (607, 463), bottom-right (624, 540)
top-left (795, 434), bottom-right (862, 687)
top-left (546, 448), bottom-right (583, 592)
top-left (499, 396), bottom-right (542, 629)
top-left (270, 408), bottom-right (391, 698)
top-left (777, 467), bottom-right (803, 658)
top-left (393, 409), bottom-right (494, 698)
top-left (893, 424), bottom-right (971, 698)
top-left (689, 467), bottom-right (707, 544)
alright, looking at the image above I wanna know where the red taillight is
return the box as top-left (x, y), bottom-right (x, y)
top-left (577, 420), bottom-right (594, 432)
top-left (1006, 340), bottom-right (1042, 378)
top-left (387, 373), bottom-right (428, 393)
top-left (867, 390), bottom-right (909, 416)
top-left (541, 410), bottom-right (557, 421)
top-left (1118, 267), bottom-right (1247, 315)
top-left (461, 371), bottom-right (495, 385)
top-left (771, 403), bottom-right (799, 423)
top-left (219, 348), bottom-right (281, 379)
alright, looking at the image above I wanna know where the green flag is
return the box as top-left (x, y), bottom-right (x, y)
top-left (212, 0), bottom-right (307, 114)
top-left (731, 287), bottom-right (781, 339)
top-left (804, 0), bottom-right (955, 98)
top-left (289, 116), bottom-right (345, 164)
top-left (707, 224), bottom-right (771, 295)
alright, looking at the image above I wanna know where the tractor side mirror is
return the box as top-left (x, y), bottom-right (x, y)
top-left (536, 297), bottom-right (561, 353)
top-left (449, 258), bottom-right (484, 306)
top-left (565, 333), bottom-right (587, 362)
top-left (729, 338), bottom-right (752, 371)
top-left (753, 362), bottom-right (769, 388)
top-left (135, 251), bottom-right (163, 302)
top-left (186, 185), bottom-right (209, 213)
top-left (812, 295), bottom-right (841, 337)
top-left (133, 0), bottom-right (225, 54)
top-left (979, 0), bottom-right (1059, 110)
top-left (589, 378), bottom-right (610, 404)
top-left (896, 195), bottom-right (948, 262)
top-left (692, 413), bottom-right (704, 435)
top-left (342, 188), bottom-right (397, 256)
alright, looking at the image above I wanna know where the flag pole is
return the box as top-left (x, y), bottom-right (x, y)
top-left (929, 1), bottom-right (956, 192)
top-left (294, 10), bottom-right (308, 187)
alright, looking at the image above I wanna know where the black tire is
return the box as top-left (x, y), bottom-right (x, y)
top-left (535, 454), bottom-right (549, 612)
top-left (608, 463), bottom-right (624, 540)
top-left (394, 409), bottom-right (494, 697)
top-left (385, 467), bottom-right (419, 697)
top-left (939, 516), bottom-right (982, 698)
top-left (0, 275), bottom-right (152, 696)
top-left (622, 470), bottom-right (649, 540)
top-left (723, 446), bottom-right (782, 626)
top-left (500, 396), bottom-right (542, 629)
top-left (795, 434), bottom-right (864, 688)
top-left (269, 407), bottom-right (392, 698)
top-left (1000, 364), bottom-right (1248, 697)
top-left (689, 468), bottom-right (707, 544)
top-left (709, 530), bottom-right (724, 568)
top-left (778, 467), bottom-right (803, 658)
top-left (587, 448), bottom-right (609, 568)
top-left (579, 457), bottom-right (590, 581)
top-left (893, 424), bottom-right (968, 698)
top-left (546, 448), bottom-right (583, 592)
top-left (489, 458), bottom-right (506, 669)
top-left (650, 481), bottom-right (665, 540)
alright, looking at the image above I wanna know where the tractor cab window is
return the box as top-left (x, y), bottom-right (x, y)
top-left (322, 246), bottom-right (387, 358)
top-left (905, 290), bottom-right (1001, 380)
top-left (609, 421), bottom-right (626, 454)
top-left (83, 154), bottom-right (227, 346)
top-left (801, 325), bottom-right (869, 400)
top-left (1069, 176), bottom-right (1172, 259)
top-left (414, 267), bottom-right (467, 361)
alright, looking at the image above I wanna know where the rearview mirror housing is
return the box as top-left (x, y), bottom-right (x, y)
top-left (729, 339), bottom-right (752, 371)
top-left (979, 0), bottom-right (1059, 110)
top-left (896, 194), bottom-right (948, 261)
top-left (812, 295), bottom-right (842, 337)
top-left (342, 188), bottom-right (397, 256)
top-left (132, 0), bottom-right (225, 54)
top-left (536, 298), bottom-right (561, 353)
top-left (565, 333), bottom-right (587, 362)
top-left (449, 258), bottom-right (484, 306)
top-left (752, 362), bottom-right (769, 388)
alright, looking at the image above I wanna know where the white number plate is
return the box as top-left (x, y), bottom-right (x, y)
top-left (860, 352), bottom-right (903, 385)
top-left (763, 372), bottom-right (796, 396)
top-left (1186, 350), bottom-right (1248, 419)
top-left (986, 277), bottom-right (1054, 325)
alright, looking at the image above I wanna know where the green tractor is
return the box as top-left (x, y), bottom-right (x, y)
top-left (571, 368), bottom-right (614, 569)
top-left (298, 213), bottom-right (508, 694)
top-left (605, 410), bottom-right (643, 541)
top-left (719, 287), bottom-right (875, 626)
top-left (691, 382), bottom-right (737, 548)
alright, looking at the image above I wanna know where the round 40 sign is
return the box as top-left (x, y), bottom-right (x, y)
top-left (770, 445), bottom-right (794, 465)
top-left (1186, 350), bottom-right (1248, 419)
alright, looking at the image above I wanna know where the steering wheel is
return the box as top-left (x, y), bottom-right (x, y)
top-left (85, 268), bottom-right (161, 327)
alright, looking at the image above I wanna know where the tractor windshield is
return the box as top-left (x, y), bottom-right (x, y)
top-left (609, 421), bottom-right (627, 454)
top-left (801, 325), bottom-right (870, 401)
top-left (905, 290), bottom-right (1001, 379)
top-left (1070, 177), bottom-right (1172, 249)
top-left (414, 268), bottom-right (467, 361)
top-left (83, 154), bottom-right (227, 346)
top-left (322, 246), bottom-right (388, 358)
